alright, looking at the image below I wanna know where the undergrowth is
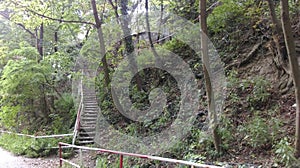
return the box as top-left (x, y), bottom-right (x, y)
top-left (0, 133), bottom-right (72, 158)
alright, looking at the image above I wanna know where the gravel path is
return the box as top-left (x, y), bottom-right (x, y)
top-left (0, 148), bottom-right (59, 168)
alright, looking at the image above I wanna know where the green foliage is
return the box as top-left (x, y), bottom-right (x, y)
top-left (52, 93), bottom-right (75, 134)
top-left (96, 155), bottom-right (135, 168)
top-left (208, 0), bottom-right (244, 33)
top-left (8, 44), bottom-right (40, 61)
top-left (0, 59), bottom-right (51, 128)
top-left (0, 47), bottom-right (74, 133)
top-left (0, 105), bottom-right (21, 128)
top-left (0, 133), bottom-right (72, 157)
top-left (167, 0), bottom-right (199, 21)
top-left (208, 0), bottom-right (257, 33)
top-left (241, 114), bottom-right (269, 148)
top-left (227, 70), bottom-right (271, 110)
top-left (217, 116), bottom-right (234, 151)
top-left (274, 137), bottom-right (299, 167)
top-left (0, 44), bottom-right (9, 68)
top-left (246, 77), bottom-right (271, 107)
top-left (239, 112), bottom-right (281, 148)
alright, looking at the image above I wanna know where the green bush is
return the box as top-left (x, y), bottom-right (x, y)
top-left (274, 137), bottom-right (299, 167)
top-left (208, 0), bottom-right (248, 33)
top-left (239, 112), bottom-right (280, 148)
top-left (0, 133), bottom-right (72, 157)
top-left (246, 77), bottom-right (271, 107)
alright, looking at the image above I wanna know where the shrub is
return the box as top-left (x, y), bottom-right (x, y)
top-left (0, 133), bottom-right (72, 157)
top-left (274, 137), bottom-right (299, 167)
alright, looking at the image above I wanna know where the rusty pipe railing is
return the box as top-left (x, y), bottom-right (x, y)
top-left (72, 72), bottom-right (84, 145)
top-left (58, 142), bottom-right (223, 168)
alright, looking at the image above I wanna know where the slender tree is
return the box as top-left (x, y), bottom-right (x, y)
top-left (145, 0), bottom-right (161, 65)
top-left (199, 0), bottom-right (221, 154)
top-left (266, 0), bottom-right (289, 75)
top-left (91, 0), bottom-right (110, 87)
top-left (119, 0), bottom-right (143, 91)
top-left (280, 0), bottom-right (300, 157)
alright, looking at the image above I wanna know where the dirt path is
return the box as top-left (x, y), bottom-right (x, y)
top-left (0, 148), bottom-right (59, 168)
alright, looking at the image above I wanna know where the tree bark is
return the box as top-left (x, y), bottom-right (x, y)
top-left (156, 0), bottom-right (164, 42)
top-left (54, 30), bottom-right (58, 52)
top-left (91, 0), bottom-right (110, 87)
top-left (145, 0), bottom-right (161, 65)
top-left (280, 0), bottom-right (300, 158)
top-left (119, 0), bottom-right (143, 91)
top-left (36, 23), bottom-right (44, 62)
top-left (266, 0), bottom-right (282, 34)
top-left (266, 0), bottom-right (287, 65)
top-left (200, 0), bottom-right (221, 154)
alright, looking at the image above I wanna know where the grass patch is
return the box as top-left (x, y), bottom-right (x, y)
top-left (0, 133), bottom-right (72, 157)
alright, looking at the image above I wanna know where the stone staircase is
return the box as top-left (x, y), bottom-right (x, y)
top-left (75, 69), bottom-right (99, 145)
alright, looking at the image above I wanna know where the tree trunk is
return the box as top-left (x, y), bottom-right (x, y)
top-left (119, 0), bottom-right (143, 91)
top-left (39, 23), bottom-right (44, 59)
top-left (280, 0), bottom-right (300, 158)
top-left (156, 0), bottom-right (164, 42)
top-left (200, 0), bottom-right (221, 154)
top-left (54, 30), bottom-right (58, 52)
top-left (266, 0), bottom-right (290, 93)
top-left (36, 23), bottom-right (44, 62)
top-left (267, 0), bottom-right (282, 34)
top-left (145, 0), bottom-right (161, 65)
top-left (91, 0), bottom-right (110, 87)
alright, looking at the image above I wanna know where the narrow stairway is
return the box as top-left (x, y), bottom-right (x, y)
top-left (77, 70), bottom-right (99, 145)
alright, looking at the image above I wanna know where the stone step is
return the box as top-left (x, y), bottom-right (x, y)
top-left (80, 124), bottom-right (96, 128)
top-left (79, 131), bottom-right (95, 136)
top-left (84, 103), bottom-right (98, 105)
top-left (81, 121), bottom-right (96, 125)
top-left (83, 94), bottom-right (96, 96)
top-left (80, 126), bottom-right (95, 130)
top-left (81, 117), bottom-right (97, 121)
top-left (84, 106), bottom-right (99, 111)
top-left (83, 98), bottom-right (97, 101)
top-left (83, 98), bottom-right (97, 100)
top-left (84, 106), bottom-right (99, 108)
top-left (83, 114), bottom-right (98, 118)
top-left (83, 99), bottom-right (97, 101)
top-left (78, 136), bottom-right (94, 140)
top-left (84, 104), bottom-right (98, 106)
top-left (84, 110), bottom-right (98, 113)
top-left (83, 96), bottom-right (97, 98)
top-left (78, 140), bottom-right (94, 144)
top-left (80, 125), bottom-right (96, 129)
top-left (84, 109), bottom-right (98, 112)
top-left (84, 108), bottom-right (99, 111)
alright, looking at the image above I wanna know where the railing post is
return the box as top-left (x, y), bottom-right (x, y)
top-left (59, 143), bottom-right (62, 167)
top-left (119, 155), bottom-right (123, 168)
top-left (79, 148), bottom-right (83, 167)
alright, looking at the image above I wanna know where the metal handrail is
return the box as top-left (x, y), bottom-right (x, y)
top-left (72, 71), bottom-right (84, 145)
top-left (0, 130), bottom-right (72, 139)
top-left (58, 142), bottom-right (223, 168)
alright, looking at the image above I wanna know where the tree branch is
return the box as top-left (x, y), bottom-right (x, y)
top-left (8, 1), bottom-right (96, 26)
top-left (26, 8), bottom-right (95, 26)
top-left (0, 10), bottom-right (36, 38)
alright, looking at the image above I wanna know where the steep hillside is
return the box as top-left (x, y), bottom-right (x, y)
top-left (213, 13), bottom-right (300, 166)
